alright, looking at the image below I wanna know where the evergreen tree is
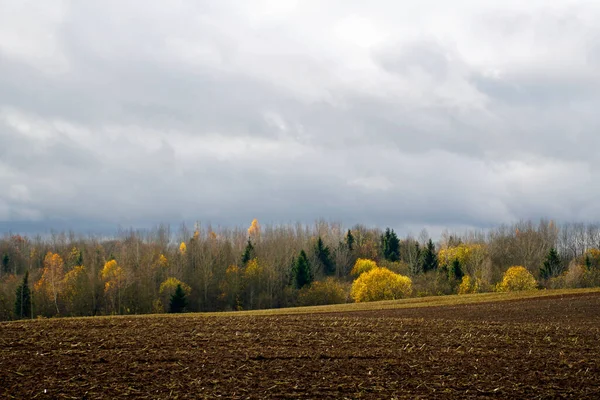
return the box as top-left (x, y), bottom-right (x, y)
top-left (293, 250), bottom-right (312, 289)
top-left (450, 259), bottom-right (463, 281)
top-left (14, 272), bottom-right (31, 319)
top-left (169, 284), bottom-right (188, 313)
top-left (421, 239), bottom-right (438, 273)
top-left (2, 253), bottom-right (9, 274)
top-left (585, 253), bottom-right (592, 269)
top-left (314, 237), bottom-right (335, 276)
top-left (241, 239), bottom-right (255, 265)
top-left (381, 228), bottom-right (400, 262)
top-left (345, 230), bottom-right (355, 252)
top-left (540, 247), bottom-right (563, 280)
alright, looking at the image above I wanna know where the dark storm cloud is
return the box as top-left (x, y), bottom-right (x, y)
top-left (1, 0), bottom-right (600, 236)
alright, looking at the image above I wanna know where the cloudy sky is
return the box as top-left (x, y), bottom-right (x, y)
top-left (1, 0), bottom-right (599, 235)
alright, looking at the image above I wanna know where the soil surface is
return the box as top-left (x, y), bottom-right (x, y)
top-left (1, 292), bottom-right (599, 399)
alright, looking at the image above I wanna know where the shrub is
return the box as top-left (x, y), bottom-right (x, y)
top-left (298, 278), bottom-right (348, 306)
top-left (564, 261), bottom-right (586, 288)
top-left (351, 267), bottom-right (412, 302)
top-left (496, 266), bottom-right (537, 292)
top-left (350, 258), bottom-right (377, 277)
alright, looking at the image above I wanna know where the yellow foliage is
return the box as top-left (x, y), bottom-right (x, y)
top-left (458, 275), bottom-right (480, 295)
top-left (193, 230), bottom-right (200, 241)
top-left (62, 265), bottom-right (86, 303)
top-left (101, 260), bottom-right (121, 280)
top-left (438, 244), bottom-right (483, 268)
top-left (351, 258), bottom-right (377, 277)
top-left (245, 258), bottom-right (263, 279)
top-left (157, 254), bottom-right (168, 268)
top-left (496, 266), bottom-right (537, 292)
top-left (101, 260), bottom-right (124, 293)
top-left (351, 267), bottom-right (412, 302)
top-left (209, 231), bottom-right (217, 240)
top-left (248, 219), bottom-right (260, 237)
top-left (36, 252), bottom-right (65, 294)
top-left (159, 277), bottom-right (191, 297)
top-left (226, 264), bottom-right (240, 276)
top-left (179, 242), bottom-right (187, 254)
top-left (69, 247), bottom-right (82, 266)
top-left (298, 278), bottom-right (347, 306)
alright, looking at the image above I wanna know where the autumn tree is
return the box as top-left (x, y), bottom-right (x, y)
top-left (36, 252), bottom-right (66, 315)
top-left (496, 266), bottom-right (537, 292)
top-left (381, 228), bottom-right (400, 262)
top-left (351, 267), bottom-right (412, 302)
top-left (14, 272), bottom-right (31, 319)
top-left (293, 250), bottom-right (312, 289)
top-left (350, 258), bottom-right (377, 277)
top-left (248, 219), bottom-right (261, 240)
top-left (62, 265), bottom-right (91, 316)
top-left (101, 259), bottom-right (125, 314)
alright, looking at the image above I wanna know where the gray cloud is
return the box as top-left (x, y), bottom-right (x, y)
top-left (1, 0), bottom-right (600, 236)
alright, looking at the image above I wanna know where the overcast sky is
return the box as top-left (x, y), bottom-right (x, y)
top-left (1, 0), bottom-right (599, 236)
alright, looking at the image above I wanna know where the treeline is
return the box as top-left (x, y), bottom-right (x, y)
top-left (2, 219), bottom-right (600, 320)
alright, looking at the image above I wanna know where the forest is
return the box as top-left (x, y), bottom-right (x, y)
top-left (2, 218), bottom-right (600, 320)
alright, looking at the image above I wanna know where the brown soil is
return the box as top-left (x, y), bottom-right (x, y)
top-left (1, 292), bottom-right (599, 399)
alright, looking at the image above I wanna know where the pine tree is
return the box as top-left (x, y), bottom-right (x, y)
top-left (169, 284), bottom-right (188, 313)
top-left (382, 228), bottom-right (400, 262)
top-left (345, 230), bottom-right (355, 252)
top-left (14, 272), bottom-right (31, 319)
top-left (241, 239), bottom-right (255, 265)
top-left (540, 247), bottom-right (563, 280)
top-left (450, 259), bottom-right (463, 281)
top-left (293, 250), bottom-right (312, 289)
top-left (315, 237), bottom-right (335, 276)
top-left (2, 253), bottom-right (9, 274)
top-left (421, 239), bottom-right (438, 273)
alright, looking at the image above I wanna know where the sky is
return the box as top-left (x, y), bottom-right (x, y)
top-left (1, 0), bottom-right (599, 236)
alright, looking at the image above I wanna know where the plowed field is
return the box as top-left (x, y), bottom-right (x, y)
top-left (2, 292), bottom-right (599, 399)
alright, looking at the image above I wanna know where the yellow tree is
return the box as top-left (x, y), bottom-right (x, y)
top-left (496, 266), bottom-right (537, 292)
top-left (248, 219), bottom-right (261, 240)
top-left (438, 244), bottom-right (486, 275)
top-left (350, 258), bottom-right (377, 277)
top-left (62, 265), bottom-right (90, 316)
top-left (101, 260), bottom-right (125, 314)
top-left (36, 252), bottom-right (65, 315)
top-left (351, 267), bottom-right (412, 302)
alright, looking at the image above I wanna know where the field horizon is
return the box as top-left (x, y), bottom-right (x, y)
top-left (2, 288), bottom-right (599, 398)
